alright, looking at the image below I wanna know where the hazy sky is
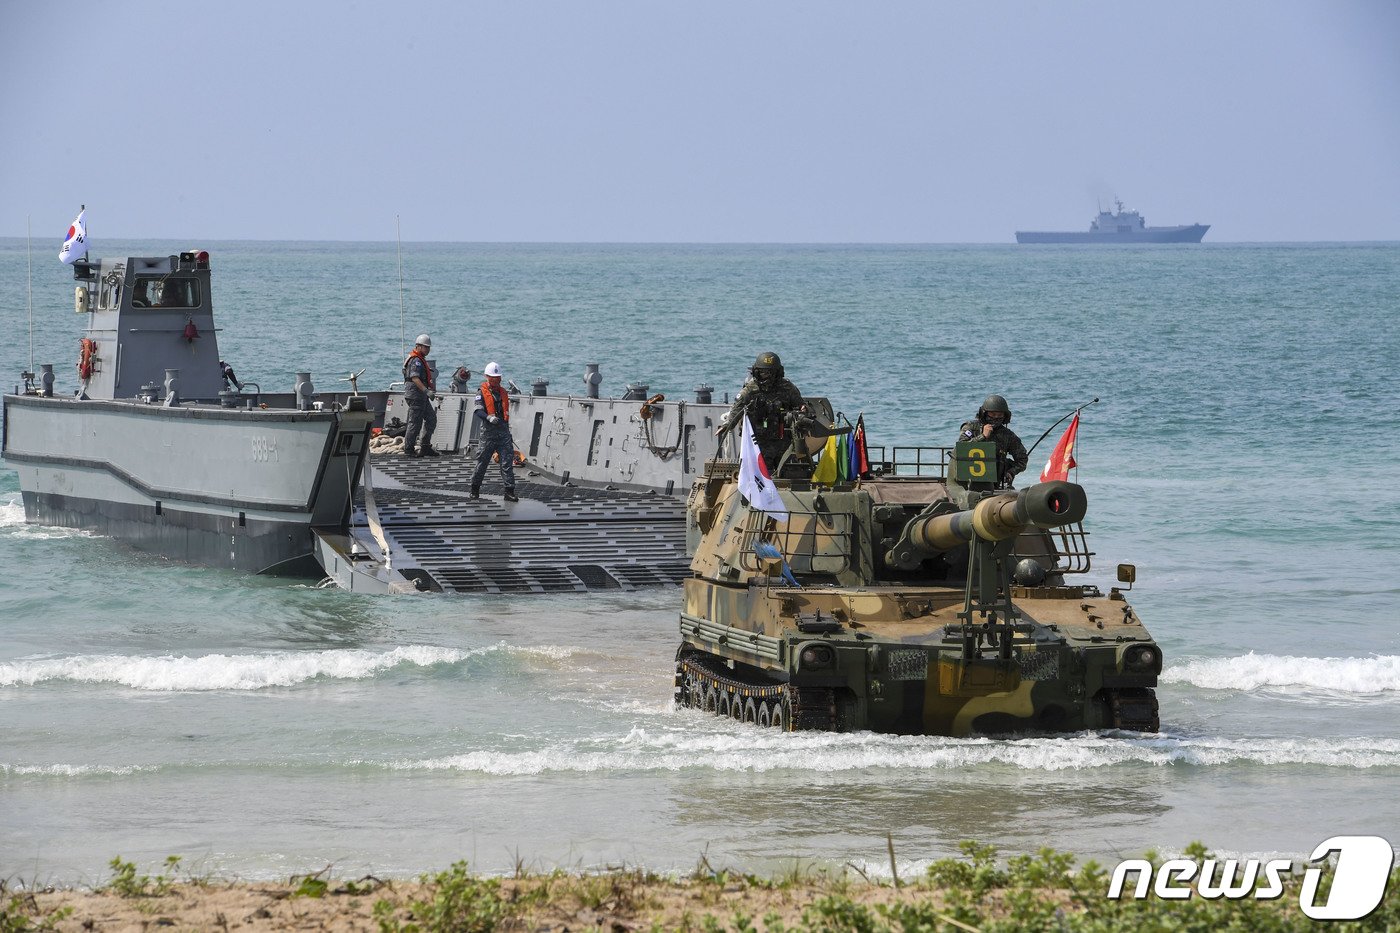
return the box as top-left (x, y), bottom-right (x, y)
top-left (3, 1), bottom-right (1397, 242)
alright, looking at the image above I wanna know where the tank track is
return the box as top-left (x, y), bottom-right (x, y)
top-left (674, 651), bottom-right (837, 731)
top-left (1106, 687), bottom-right (1160, 732)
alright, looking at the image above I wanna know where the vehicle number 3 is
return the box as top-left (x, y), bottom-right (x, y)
top-left (966, 446), bottom-right (987, 478)
top-left (251, 436), bottom-right (279, 463)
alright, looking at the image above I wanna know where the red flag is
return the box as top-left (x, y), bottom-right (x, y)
top-left (1039, 412), bottom-right (1079, 483)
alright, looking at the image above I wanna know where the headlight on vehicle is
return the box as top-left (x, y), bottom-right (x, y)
top-left (799, 644), bottom-right (835, 670)
top-left (1124, 644), bottom-right (1158, 672)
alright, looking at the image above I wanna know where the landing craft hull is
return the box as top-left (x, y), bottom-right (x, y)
top-left (381, 390), bottom-right (733, 495)
top-left (1016, 224), bottom-right (1210, 244)
top-left (3, 394), bottom-right (373, 574)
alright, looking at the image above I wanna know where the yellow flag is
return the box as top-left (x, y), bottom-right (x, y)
top-left (811, 434), bottom-right (839, 485)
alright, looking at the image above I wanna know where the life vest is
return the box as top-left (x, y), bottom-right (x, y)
top-left (77, 338), bottom-right (97, 380)
top-left (402, 350), bottom-right (434, 391)
top-left (479, 381), bottom-right (509, 422)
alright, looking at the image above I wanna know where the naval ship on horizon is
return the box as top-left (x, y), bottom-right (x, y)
top-left (1016, 200), bottom-right (1209, 244)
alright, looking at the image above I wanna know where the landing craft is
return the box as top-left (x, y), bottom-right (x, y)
top-left (3, 233), bottom-right (742, 592)
top-left (3, 247), bottom-right (375, 575)
top-left (674, 416), bottom-right (1161, 735)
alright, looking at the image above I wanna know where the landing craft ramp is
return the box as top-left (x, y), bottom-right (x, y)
top-left (309, 379), bottom-right (842, 595)
top-left (313, 453), bottom-right (690, 594)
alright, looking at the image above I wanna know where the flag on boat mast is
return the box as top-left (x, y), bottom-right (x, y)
top-left (59, 209), bottom-right (87, 265)
top-left (737, 415), bottom-right (788, 520)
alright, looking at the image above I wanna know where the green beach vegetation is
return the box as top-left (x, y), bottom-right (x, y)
top-left (2, 842), bottom-right (1395, 931)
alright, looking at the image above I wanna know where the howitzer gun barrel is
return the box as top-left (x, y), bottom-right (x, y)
top-left (909, 481), bottom-right (1088, 553)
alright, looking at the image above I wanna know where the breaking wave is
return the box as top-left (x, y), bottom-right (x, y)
top-left (0, 491), bottom-right (94, 540)
top-left (0, 643), bottom-right (580, 691)
top-left (1163, 653), bottom-right (1400, 695)
top-left (0, 763), bottom-right (158, 777)
top-left (369, 728), bottom-right (1400, 775)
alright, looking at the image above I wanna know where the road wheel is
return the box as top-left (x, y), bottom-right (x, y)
top-left (757, 701), bottom-right (772, 728)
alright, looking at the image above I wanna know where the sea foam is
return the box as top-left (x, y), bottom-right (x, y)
top-left (371, 728), bottom-right (1400, 775)
top-left (0, 492), bottom-right (94, 540)
top-left (1163, 653), bottom-right (1400, 694)
top-left (0, 762), bottom-right (158, 777)
top-left (0, 643), bottom-right (577, 691)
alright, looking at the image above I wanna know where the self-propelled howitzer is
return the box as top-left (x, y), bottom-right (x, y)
top-left (675, 456), bottom-right (1160, 735)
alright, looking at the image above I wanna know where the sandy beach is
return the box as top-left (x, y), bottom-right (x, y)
top-left (7, 851), bottom-right (1378, 932)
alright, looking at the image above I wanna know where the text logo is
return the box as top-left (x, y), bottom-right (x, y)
top-left (1107, 835), bottom-right (1393, 921)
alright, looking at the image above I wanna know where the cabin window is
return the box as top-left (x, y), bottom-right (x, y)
top-left (131, 277), bottom-right (200, 309)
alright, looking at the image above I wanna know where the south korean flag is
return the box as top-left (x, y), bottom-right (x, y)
top-left (59, 209), bottom-right (88, 265)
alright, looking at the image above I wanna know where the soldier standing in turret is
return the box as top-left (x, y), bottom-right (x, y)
top-left (720, 352), bottom-right (805, 474)
top-left (958, 394), bottom-right (1028, 489)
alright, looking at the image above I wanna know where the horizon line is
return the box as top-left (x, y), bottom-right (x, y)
top-left (3, 236), bottom-right (1399, 247)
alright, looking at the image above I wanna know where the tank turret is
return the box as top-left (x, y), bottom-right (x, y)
top-left (675, 447), bottom-right (1160, 736)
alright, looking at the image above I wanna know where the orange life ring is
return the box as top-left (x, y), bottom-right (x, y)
top-left (77, 338), bottom-right (97, 380)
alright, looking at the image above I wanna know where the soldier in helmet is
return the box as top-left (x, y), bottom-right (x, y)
top-left (469, 361), bottom-right (518, 503)
top-left (720, 352), bottom-right (806, 473)
top-left (402, 334), bottom-right (439, 458)
top-left (958, 394), bottom-right (1028, 489)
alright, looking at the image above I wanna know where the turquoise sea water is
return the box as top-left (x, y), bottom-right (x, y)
top-left (2, 240), bottom-right (1398, 883)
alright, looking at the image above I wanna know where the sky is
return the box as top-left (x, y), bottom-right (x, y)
top-left (2, 1), bottom-right (1397, 243)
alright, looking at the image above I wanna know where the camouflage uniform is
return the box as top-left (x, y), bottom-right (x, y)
top-left (727, 376), bottom-right (805, 473)
top-left (958, 419), bottom-right (1028, 488)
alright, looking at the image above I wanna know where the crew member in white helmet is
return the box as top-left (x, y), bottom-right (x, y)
top-left (469, 361), bottom-right (517, 501)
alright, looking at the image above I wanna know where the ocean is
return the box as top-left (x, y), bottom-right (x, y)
top-left (2, 239), bottom-right (1398, 884)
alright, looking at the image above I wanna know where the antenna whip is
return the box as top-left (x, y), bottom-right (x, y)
top-left (27, 214), bottom-right (34, 375)
top-left (396, 215), bottom-right (406, 360)
top-left (1027, 397), bottom-right (1099, 458)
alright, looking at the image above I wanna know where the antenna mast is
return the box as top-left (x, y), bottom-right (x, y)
top-left (396, 215), bottom-right (405, 360)
top-left (26, 214), bottom-right (34, 375)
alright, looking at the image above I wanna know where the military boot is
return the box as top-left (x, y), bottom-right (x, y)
top-left (420, 445), bottom-right (440, 457)
top-left (503, 489), bottom-right (518, 503)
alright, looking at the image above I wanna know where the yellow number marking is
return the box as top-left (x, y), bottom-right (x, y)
top-left (967, 446), bottom-right (987, 478)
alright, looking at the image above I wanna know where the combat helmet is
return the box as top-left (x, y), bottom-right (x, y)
top-left (978, 394), bottom-right (1012, 423)
top-left (751, 351), bottom-right (784, 382)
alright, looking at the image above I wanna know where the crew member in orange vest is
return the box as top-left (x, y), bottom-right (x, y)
top-left (469, 361), bottom-right (517, 501)
top-left (402, 334), bottom-right (439, 458)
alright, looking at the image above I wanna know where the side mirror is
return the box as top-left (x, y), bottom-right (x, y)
top-left (1117, 563), bottom-right (1136, 584)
